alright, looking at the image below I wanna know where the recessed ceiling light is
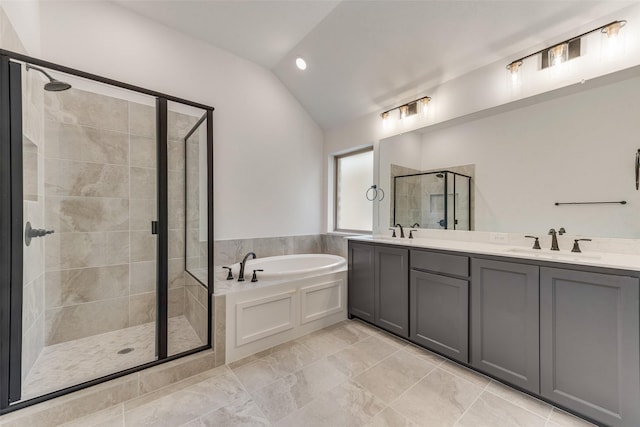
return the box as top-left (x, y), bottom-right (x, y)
top-left (295, 57), bottom-right (307, 70)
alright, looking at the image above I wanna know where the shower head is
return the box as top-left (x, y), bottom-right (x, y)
top-left (25, 64), bottom-right (72, 92)
top-left (436, 173), bottom-right (444, 178)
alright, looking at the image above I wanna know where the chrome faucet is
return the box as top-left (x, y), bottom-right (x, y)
top-left (394, 223), bottom-right (405, 238)
top-left (238, 252), bottom-right (256, 282)
top-left (548, 227), bottom-right (566, 251)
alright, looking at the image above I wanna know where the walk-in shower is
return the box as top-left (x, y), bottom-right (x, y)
top-left (392, 170), bottom-right (472, 230)
top-left (0, 50), bottom-right (214, 412)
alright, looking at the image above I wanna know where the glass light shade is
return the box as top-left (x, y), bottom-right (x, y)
top-left (507, 61), bottom-right (522, 83)
top-left (548, 43), bottom-right (569, 67)
top-left (399, 105), bottom-right (409, 120)
top-left (420, 97), bottom-right (430, 114)
top-left (602, 21), bottom-right (625, 39)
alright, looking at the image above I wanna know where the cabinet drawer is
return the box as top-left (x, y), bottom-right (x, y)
top-left (411, 250), bottom-right (469, 277)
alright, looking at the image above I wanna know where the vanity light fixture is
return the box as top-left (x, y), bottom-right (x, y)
top-left (506, 20), bottom-right (627, 76)
top-left (506, 60), bottom-right (523, 83)
top-left (601, 20), bottom-right (626, 38)
top-left (380, 96), bottom-right (431, 122)
top-left (548, 42), bottom-right (569, 67)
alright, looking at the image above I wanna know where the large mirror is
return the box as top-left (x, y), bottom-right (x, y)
top-left (377, 69), bottom-right (640, 239)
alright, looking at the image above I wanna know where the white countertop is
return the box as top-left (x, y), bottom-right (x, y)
top-left (348, 235), bottom-right (640, 272)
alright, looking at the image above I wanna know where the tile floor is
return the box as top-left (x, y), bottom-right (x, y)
top-left (22, 315), bottom-right (203, 400)
top-left (60, 319), bottom-right (596, 427)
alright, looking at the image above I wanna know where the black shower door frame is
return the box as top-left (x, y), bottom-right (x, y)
top-left (0, 50), bottom-right (215, 414)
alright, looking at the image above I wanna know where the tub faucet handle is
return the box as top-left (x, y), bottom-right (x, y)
top-left (524, 235), bottom-right (541, 249)
top-left (251, 269), bottom-right (264, 283)
top-left (222, 266), bottom-right (233, 280)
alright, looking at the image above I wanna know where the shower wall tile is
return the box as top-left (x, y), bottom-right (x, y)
top-left (44, 265), bottom-right (129, 309)
top-left (129, 292), bottom-right (156, 326)
top-left (44, 121), bottom-right (129, 165)
top-left (23, 72), bottom-right (45, 145)
top-left (45, 232), bottom-right (107, 271)
top-left (130, 167), bottom-right (156, 200)
top-left (21, 312), bottom-right (44, 382)
top-left (169, 288), bottom-right (185, 318)
top-left (106, 231), bottom-right (130, 265)
top-left (129, 135), bottom-right (156, 169)
top-left (131, 261), bottom-right (156, 294)
top-left (168, 110), bottom-right (199, 141)
top-left (44, 196), bottom-right (129, 233)
top-left (23, 138), bottom-right (38, 201)
top-left (168, 229), bottom-right (185, 260)
top-left (44, 158), bottom-right (129, 198)
top-left (168, 139), bottom-right (185, 171)
top-left (23, 202), bottom-right (45, 285)
top-left (185, 274), bottom-right (208, 307)
top-left (45, 297), bottom-right (129, 345)
top-left (169, 258), bottom-right (185, 289)
top-left (130, 231), bottom-right (156, 263)
top-left (169, 203), bottom-right (185, 230)
top-left (185, 278), bottom-right (208, 344)
top-left (130, 258), bottom-right (182, 293)
top-left (130, 198), bottom-right (156, 231)
top-left (45, 89), bottom-right (129, 133)
top-left (129, 102), bottom-right (156, 138)
top-left (168, 170), bottom-right (185, 200)
top-left (23, 275), bottom-right (45, 332)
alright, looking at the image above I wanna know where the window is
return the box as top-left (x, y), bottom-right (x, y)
top-left (334, 147), bottom-right (373, 233)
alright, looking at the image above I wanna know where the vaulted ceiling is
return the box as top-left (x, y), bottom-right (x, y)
top-left (115, 1), bottom-right (636, 129)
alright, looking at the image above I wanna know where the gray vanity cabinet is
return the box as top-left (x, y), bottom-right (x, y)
top-left (348, 242), bottom-right (375, 323)
top-left (348, 242), bottom-right (409, 337)
top-left (540, 267), bottom-right (640, 427)
top-left (409, 250), bottom-right (470, 363)
top-left (410, 270), bottom-right (468, 362)
top-left (374, 246), bottom-right (409, 338)
top-left (470, 259), bottom-right (539, 393)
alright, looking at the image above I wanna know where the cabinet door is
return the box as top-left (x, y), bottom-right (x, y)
top-left (410, 270), bottom-right (468, 362)
top-left (471, 259), bottom-right (539, 393)
top-left (348, 243), bottom-right (375, 323)
top-left (375, 246), bottom-right (409, 337)
top-left (540, 267), bottom-right (640, 427)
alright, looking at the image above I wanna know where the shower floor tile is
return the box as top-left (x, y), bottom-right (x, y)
top-left (21, 315), bottom-right (203, 401)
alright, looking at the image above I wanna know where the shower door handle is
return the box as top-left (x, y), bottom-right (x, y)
top-left (24, 221), bottom-right (54, 246)
top-left (635, 149), bottom-right (639, 190)
top-left (151, 221), bottom-right (158, 235)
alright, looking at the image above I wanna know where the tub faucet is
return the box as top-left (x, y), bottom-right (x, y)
top-left (394, 224), bottom-right (405, 238)
top-left (548, 227), bottom-right (566, 251)
top-left (238, 252), bottom-right (256, 282)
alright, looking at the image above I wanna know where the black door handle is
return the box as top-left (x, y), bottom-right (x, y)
top-left (24, 221), bottom-right (55, 246)
top-left (635, 149), bottom-right (639, 190)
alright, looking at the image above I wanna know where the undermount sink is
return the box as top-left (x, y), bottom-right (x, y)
top-left (504, 247), bottom-right (602, 261)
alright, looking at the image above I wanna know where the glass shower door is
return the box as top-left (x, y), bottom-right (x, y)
top-left (17, 62), bottom-right (160, 400)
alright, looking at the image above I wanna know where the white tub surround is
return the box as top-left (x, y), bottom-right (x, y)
top-left (214, 254), bottom-right (348, 363)
top-left (348, 231), bottom-right (640, 272)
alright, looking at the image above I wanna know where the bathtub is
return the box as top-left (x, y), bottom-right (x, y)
top-left (220, 253), bottom-right (346, 282)
top-left (215, 253), bottom-right (348, 363)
